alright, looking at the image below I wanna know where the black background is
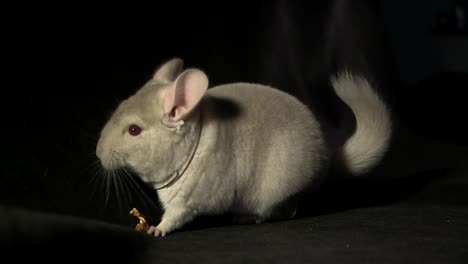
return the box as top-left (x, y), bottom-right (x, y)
top-left (1, 0), bottom-right (468, 262)
top-left (2, 0), bottom-right (467, 222)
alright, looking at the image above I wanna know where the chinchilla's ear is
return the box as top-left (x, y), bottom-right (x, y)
top-left (153, 58), bottom-right (184, 82)
top-left (162, 69), bottom-right (209, 122)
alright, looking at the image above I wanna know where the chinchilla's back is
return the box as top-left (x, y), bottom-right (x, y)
top-left (204, 83), bottom-right (327, 214)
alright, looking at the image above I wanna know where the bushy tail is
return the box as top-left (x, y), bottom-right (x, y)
top-left (331, 71), bottom-right (392, 176)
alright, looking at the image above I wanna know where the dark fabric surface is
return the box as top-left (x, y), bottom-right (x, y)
top-left (2, 168), bottom-right (467, 264)
top-left (2, 0), bottom-right (468, 263)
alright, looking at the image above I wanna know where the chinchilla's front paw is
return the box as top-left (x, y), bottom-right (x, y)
top-left (146, 225), bottom-right (167, 237)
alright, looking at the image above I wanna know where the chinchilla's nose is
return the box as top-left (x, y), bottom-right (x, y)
top-left (96, 139), bottom-right (104, 160)
top-left (95, 137), bottom-right (115, 170)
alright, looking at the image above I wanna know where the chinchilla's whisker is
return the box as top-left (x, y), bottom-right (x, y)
top-left (122, 168), bottom-right (159, 211)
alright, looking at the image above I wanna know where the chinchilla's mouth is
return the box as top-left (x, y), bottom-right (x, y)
top-left (99, 151), bottom-right (126, 171)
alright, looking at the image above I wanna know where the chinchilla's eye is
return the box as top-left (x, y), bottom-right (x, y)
top-left (128, 124), bottom-right (142, 136)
